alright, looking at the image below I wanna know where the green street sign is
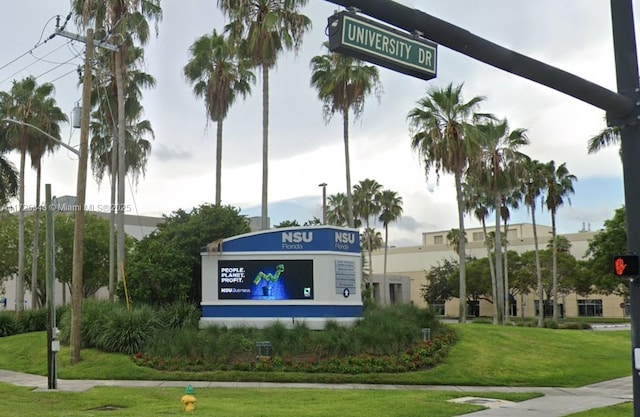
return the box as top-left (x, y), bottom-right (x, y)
top-left (328, 11), bottom-right (437, 80)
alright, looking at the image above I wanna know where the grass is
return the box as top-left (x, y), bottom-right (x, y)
top-left (566, 402), bottom-right (632, 416)
top-left (0, 324), bottom-right (628, 416)
top-left (0, 382), bottom-right (539, 417)
top-left (0, 324), bottom-right (631, 387)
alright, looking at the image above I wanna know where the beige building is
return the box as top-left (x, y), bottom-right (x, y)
top-left (369, 223), bottom-right (626, 319)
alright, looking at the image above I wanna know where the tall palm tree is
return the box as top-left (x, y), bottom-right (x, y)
top-left (219, 0), bottom-right (311, 230)
top-left (183, 30), bottom-right (254, 205)
top-left (471, 119), bottom-right (529, 325)
top-left (310, 43), bottom-right (382, 228)
top-left (0, 133), bottom-right (18, 208)
top-left (500, 188), bottom-right (521, 319)
top-left (353, 178), bottom-right (382, 281)
top-left (543, 160), bottom-right (577, 322)
top-left (28, 101), bottom-right (67, 308)
top-left (408, 82), bottom-right (490, 323)
top-left (0, 76), bottom-right (66, 313)
top-left (378, 189), bottom-right (403, 291)
top-left (462, 181), bottom-right (498, 322)
top-left (73, 0), bottom-right (162, 364)
top-left (326, 192), bottom-right (349, 227)
top-left (90, 46), bottom-right (155, 302)
top-left (520, 159), bottom-right (546, 326)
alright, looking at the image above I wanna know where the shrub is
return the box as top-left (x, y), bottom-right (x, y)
top-left (94, 304), bottom-right (159, 354)
top-left (156, 300), bottom-right (201, 331)
top-left (0, 311), bottom-right (18, 337)
top-left (543, 319), bottom-right (559, 329)
top-left (354, 303), bottom-right (438, 355)
top-left (16, 307), bottom-right (47, 333)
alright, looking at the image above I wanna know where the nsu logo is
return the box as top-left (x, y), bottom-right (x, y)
top-left (281, 231), bottom-right (313, 243)
top-left (335, 232), bottom-right (355, 244)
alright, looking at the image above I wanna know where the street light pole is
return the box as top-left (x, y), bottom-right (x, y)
top-left (318, 183), bottom-right (327, 224)
top-left (1, 119), bottom-right (80, 156)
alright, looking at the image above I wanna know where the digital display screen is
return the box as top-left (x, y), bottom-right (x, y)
top-left (218, 260), bottom-right (314, 300)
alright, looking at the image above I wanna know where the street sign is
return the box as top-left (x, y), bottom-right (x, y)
top-left (613, 255), bottom-right (640, 277)
top-left (328, 11), bottom-right (437, 81)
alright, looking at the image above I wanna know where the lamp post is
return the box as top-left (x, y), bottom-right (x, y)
top-left (2, 119), bottom-right (80, 156)
top-left (318, 183), bottom-right (327, 225)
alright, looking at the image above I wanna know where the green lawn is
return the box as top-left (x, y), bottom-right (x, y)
top-left (566, 402), bottom-right (632, 416)
top-left (0, 324), bottom-right (631, 387)
top-left (0, 324), bottom-right (630, 416)
top-left (0, 382), bottom-right (539, 417)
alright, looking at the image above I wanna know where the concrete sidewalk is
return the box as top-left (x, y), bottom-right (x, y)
top-left (0, 370), bottom-right (632, 416)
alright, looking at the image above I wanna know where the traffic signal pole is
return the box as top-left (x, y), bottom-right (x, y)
top-left (611, 2), bottom-right (640, 416)
top-left (325, 0), bottom-right (640, 413)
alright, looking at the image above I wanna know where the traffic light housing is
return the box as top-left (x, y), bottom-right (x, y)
top-left (613, 255), bottom-right (640, 277)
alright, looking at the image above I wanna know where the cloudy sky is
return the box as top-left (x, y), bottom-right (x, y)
top-left (1, 0), bottom-right (634, 246)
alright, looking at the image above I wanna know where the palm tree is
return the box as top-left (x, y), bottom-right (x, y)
top-left (0, 76), bottom-right (66, 313)
top-left (471, 119), bottom-right (529, 324)
top-left (378, 189), bottom-right (403, 291)
top-left (310, 43), bottom-right (382, 228)
top-left (353, 178), bottom-right (382, 282)
top-left (183, 30), bottom-right (254, 205)
top-left (446, 228), bottom-right (466, 256)
top-left (73, 0), bottom-right (162, 364)
top-left (543, 160), bottom-right (577, 321)
top-left (326, 192), bottom-right (348, 227)
top-left (219, 0), bottom-right (311, 230)
top-left (408, 82), bottom-right (490, 323)
top-left (462, 181), bottom-right (498, 322)
top-left (90, 46), bottom-right (155, 302)
top-left (28, 101), bottom-right (67, 308)
top-left (520, 159), bottom-right (546, 326)
top-left (587, 122), bottom-right (620, 155)
top-left (500, 188), bottom-right (522, 319)
top-left (0, 134), bottom-right (18, 208)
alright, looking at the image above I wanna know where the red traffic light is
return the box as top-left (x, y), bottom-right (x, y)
top-left (613, 255), bottom-right (640, 277)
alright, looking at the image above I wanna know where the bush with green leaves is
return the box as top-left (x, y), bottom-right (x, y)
top-left (138, 304), bottom-right (452, 374)
top-left (16, 307), bottom-right (47, 333)
top-left (59, 300), bottom-right (161, 353)
top-left (0, 311), bottom-right (18, 337)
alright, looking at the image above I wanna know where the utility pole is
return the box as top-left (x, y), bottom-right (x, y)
top-left (69, 26), bottom-right (93, 364)
top-left (55, 23), bottom-right (116, 364)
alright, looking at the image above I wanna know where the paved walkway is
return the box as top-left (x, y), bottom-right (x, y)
top-left (0, 370), bottom-right (632, 416)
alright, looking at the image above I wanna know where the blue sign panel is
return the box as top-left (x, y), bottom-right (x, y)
top-left (220, 227), bottom-right (360, 253)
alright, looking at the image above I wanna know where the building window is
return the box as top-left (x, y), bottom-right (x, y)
top-left (433, 235), bottom-right (443, 245)
top-left (577, 299), bottom-right (603, 317)
top-left (472, 231), bottom-right (484, 242)
top-left (429, 303), bottom-right (445, 316)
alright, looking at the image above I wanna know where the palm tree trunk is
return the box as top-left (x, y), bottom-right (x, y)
top-left (503, 218), bottom-right (509, 320)
top-left (551, 212), bottom-right (559, 321)
top-left (17, 149), bottom-right (26, 312)
top-left (494, 193), bottom-right (504, 325)
top-left (483, 219), bottom-right (497, 324)
top-left (260, 64), bottom-right (269, 230)
top-left (116, 46), bottom-right (126, 289)
top-left (31, 163), bottom-right (42, 308)
top-left (454, 173), bottom-right (467, 323)
top-left (108, 138), bottom-right (117, 301)
top-left (532, 203), bottom-right (544, 327)
top-left (383, 223), bottom-right (389, 304)
top-left (215, 119), bottom-right (223, 206)
top-left (343, 110), bottom-right (354, 229)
